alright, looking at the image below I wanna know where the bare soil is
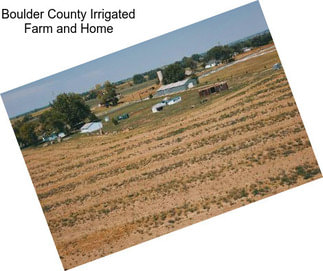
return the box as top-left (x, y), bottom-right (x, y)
top-left (22, 49), bottom-right (321, 269)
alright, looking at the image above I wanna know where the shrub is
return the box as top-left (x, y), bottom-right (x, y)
top-left (112, 118), bottom-right (119, 125)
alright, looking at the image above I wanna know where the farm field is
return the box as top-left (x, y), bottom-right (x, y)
top-left (22, 49), bottom-right (321, 269)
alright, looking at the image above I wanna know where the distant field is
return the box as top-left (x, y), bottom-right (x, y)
top-left (117, 79), bottom-right (157, 95)
top-left (22, 48), bottom-right (321, 269)
top-left (10, 105), bottom-right (50, 124)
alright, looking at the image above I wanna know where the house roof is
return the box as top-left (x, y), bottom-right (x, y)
top-left (157, 78), bottom-right (190, 92)
top-left (81, 122), bottom-right (102, 130)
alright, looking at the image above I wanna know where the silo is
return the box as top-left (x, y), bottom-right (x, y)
top-left (157, 70), bottom-right (163, 84)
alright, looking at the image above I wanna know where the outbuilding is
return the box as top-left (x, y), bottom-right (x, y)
top-left (80, 122), bottom-right (103, 133)
top-left (58, 132), bottom-right (66, 138)
top-left (197, 82), bottom-right (229, 98)
top-left (155, 78), bottom-right (197, 97)
top-left (42, 133), bottom-right (58, 142)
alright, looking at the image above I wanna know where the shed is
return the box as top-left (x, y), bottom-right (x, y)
top-left (42, 133), bottom-right (58, 142)
top-left (197, 82), bottom-right (229, 98)
top-left (58, 132), bottom-right (66, 138)
top-left (155, 78), bottom-right (197, 97)
top-left (80, 122), bottom-right (103, 133)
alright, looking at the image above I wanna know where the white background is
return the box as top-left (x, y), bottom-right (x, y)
top-left (0, 0), bottom-right (322, 270)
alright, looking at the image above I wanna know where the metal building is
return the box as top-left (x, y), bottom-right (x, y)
top-left (155, 78), bottom-right (197, 97)
top-left (80, 122), bottom-right (103, 133)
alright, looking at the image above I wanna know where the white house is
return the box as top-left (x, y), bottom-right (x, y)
top-left (80, 122), bottom-right (103, 133)
top-left (205, 59), bottom-right (220, 69)
top-left (58, 132), bottom-right (66, 138)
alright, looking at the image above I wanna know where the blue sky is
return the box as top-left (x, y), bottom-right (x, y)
top-left (1, 1), bottom-right (268, 118)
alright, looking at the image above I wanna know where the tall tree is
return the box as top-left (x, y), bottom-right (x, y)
top-left (206, 45), bottom-right (233, 63)
top-left (99, 81), bottom-right (119, 106)
top-left (147, 70), bottom-right (157, 80)
top-left (51, 93), bottom-right (92, 127)
top-left (163, 63), bottom-right (185, 84)
top-left (191, 54), bottom-right (201, 62)
top-left (181, 57), bottom-right (197, 70)
top-left (39, 110), bottom-right (66, 136)
top-left (133, 74), bottom-right (145, 84)
top-left (18, 122), bottom-right (38, 146)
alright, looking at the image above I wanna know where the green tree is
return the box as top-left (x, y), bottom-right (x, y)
top-left (181, 57), bottom-right (197, 70)
top-left (112, 117), bottom-right (119, 125)
top-left (87, 89), bottom-right (98, 100)
top-left (22, 114), bottom-right (32, 123)
top-left (51, 93), bottom-right (92, 128)
top-left (12, 120), bottom-right (24, 146)
top-left (133, 74), bottom-right (145, 84)
top-left (163, 63), bottom-right (185, 84)
top-left (191, 54), bottom-right (201, 62)
top-left (95, 84), bottom-right (102, 91)
top-left (206, 45), bottom-right (233, 63)
top-left (19, 122), bottom-right (38, 146)
top-left (39, 110), bottom-right (66, 136)
top-left (99, 81), bottom-right (119, 106)
top-left (147, 70), bottom-right (157, 80)
top-left (12, 115), bottom-right (39, 147)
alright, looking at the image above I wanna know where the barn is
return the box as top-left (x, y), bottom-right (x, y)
top-left (155, 78), bottom-right (197, 97)
top-left (80, 122), bottom-right (103, 133)
top-left (197, 82), bottom-right (229, 97)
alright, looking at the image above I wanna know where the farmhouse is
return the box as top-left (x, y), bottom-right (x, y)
top-left (80, 122), bottom-right (103, 133)
top-left (155, 78), bottom-right (197, 97)
top-left (197, 82), bottom-right (229, 98)
top-left (205, 59), bottom-right (220, 69)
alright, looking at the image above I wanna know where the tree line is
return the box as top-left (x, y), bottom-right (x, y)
top-left (13, 31), bottom-right (273, 147)
top-left (128, 32), bottom-right (272, 86)
top-left (13, 93), bottom-right (99, 148)
top-left (83, 32), bottom-right (272, 101)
